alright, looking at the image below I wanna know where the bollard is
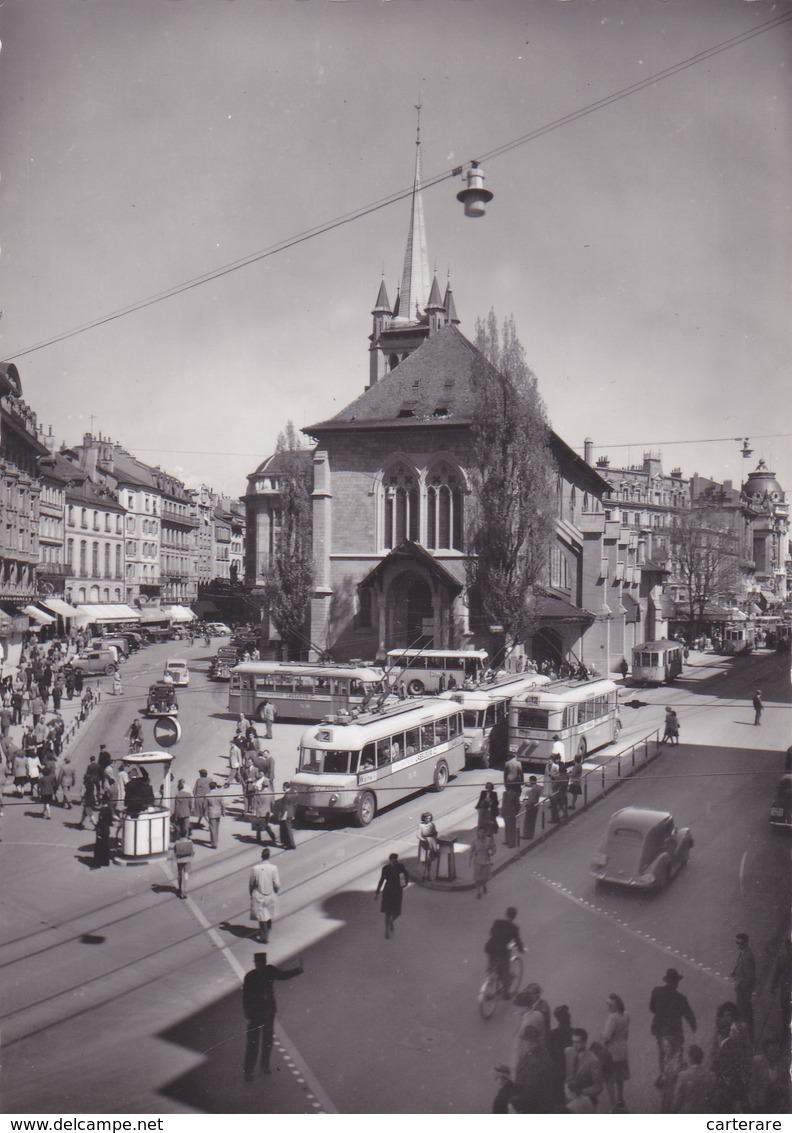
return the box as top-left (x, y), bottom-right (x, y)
top-left (435, 837), bottom-right (457, 881)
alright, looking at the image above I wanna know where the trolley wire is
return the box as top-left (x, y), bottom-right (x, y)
top-left (2, 10), bottom-right (790, 365)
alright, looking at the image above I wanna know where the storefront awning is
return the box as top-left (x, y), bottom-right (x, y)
top-left (73, 603), bottom-right (141, 624)
top-left (163, 605), bottom-right (196, 623)
top-left (40, 597), bottom-right (80, 619)
top-left (621, 592), bottom-right (641, 624)
top-left (760, 589), bottom-right (781, 606)
top-left (138, 607), bottom-right (173, 624)
top-left (22, 605), bottom-right (55, 625)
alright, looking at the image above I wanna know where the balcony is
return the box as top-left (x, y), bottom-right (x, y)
top-left (161, 504), bottom-right (199, 529)
top-left (576, 512), bottom-right (606, 534)
top-left (36, 562), bottom-right (71, 578)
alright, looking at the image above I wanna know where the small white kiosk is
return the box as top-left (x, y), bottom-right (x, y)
top-left (117, 750), bottom-right (174, 862)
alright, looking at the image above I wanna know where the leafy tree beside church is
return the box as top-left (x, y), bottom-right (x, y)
top-left (465, 312), bottom-right (556, 653)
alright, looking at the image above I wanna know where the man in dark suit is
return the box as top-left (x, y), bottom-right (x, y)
top-left (475, 782), bottom-right (499, 835)
top-left (242, 952), bottom-right (303, 1080)
top-left (649, 968), bottom-right (697, 1069)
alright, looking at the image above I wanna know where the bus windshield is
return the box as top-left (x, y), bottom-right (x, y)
top-left (517, 707), bottom-right (550, 729)
top-left (463, 709), bottom-right (484, 729)
top-left (299, 749), bottom-right (357, 775)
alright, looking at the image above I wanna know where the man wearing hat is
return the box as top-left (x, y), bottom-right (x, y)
top-left (649, 968), bottom-right (697, 1070)
top-left (242, 951), bottom-right (303, 1080)
top-left (731, 933), bottom-right (756, 1037)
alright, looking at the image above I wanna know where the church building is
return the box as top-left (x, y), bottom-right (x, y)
top-left (247, 133), bottom-right (637, 672)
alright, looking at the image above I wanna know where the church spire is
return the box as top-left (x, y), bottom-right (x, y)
top-left (396, 106), bottom-right (431, 324)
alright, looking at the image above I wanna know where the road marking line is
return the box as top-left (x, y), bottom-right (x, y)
top-left (525, 866), bottom-right (729, 986)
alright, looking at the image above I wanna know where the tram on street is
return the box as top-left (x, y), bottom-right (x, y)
top-left (722, 621), bottom-right (756, 656)
top-left (287, 698), bottom-right (466, 826)
top-left (385, 648), bottom-right (489, 695)
top-left (630, 640), bottom-right (684, 685)
top-left (228, 661), bottom-right (386, 722)
top-left (508, 677), bottom-right (621, 767)
top-left (439, 672), bottom-right (551, 767)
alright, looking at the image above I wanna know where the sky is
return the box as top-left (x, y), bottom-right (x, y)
top-left (0, 0), bottom-right (790, 502)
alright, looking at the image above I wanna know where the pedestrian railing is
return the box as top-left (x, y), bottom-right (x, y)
top-left (62, 690), bottom-right (103, 752)
top-left (518, 728), bottom-right (662, 845)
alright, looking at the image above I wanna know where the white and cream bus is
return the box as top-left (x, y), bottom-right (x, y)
top-left (439, 673), bottom-right (552, 767)
top-left (509, 678), bottom-right (621, 767)
top-left (228, 661), bottom-right (386, 722)
top-left (287, 699), bottom-right (466, 826)
top-left (385, 648), bottom-right (489, 695)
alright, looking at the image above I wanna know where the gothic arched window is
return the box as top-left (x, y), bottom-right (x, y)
top-left (383, 464), bottom-right (419, 549)
top-left (426, 462), bottom-right (464, 550)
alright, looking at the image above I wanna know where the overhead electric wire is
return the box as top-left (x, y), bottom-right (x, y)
top-left (2, 9), bottom-right (790, 365)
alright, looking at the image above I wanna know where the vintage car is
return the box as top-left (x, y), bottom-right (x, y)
top-left (206, 622), bottom-right (232, 637)
top-left (164, 658), bottom-right (190, 687)
top-left (591, 806), bottom-right (693, 889)
top-left (72, 649), bottom-right (118, 676)
top-left (145, 681), bottom-right (179, 717)
top-left (209, 646), bottom-right (238, 681)
top-left (770, 775), bottom-right (792, 830)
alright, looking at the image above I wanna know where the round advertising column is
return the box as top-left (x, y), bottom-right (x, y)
top-left (116, 750), bottom-right (174, 865)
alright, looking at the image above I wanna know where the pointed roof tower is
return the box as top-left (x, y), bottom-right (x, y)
top-left (372, 278), bottom-right (392, 315)
top-left (443, 282), bottom-right (460, 326)
top-left (394, 106), bottom-right (431, 325)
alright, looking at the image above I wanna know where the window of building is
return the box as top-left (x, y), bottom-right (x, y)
top-left (66, 538), bottom-right (74, 568)
top-left (92, 542), bottom-right (99, 576)
top-left (116, 515), bottom-right (123, 534)
top-left (81, 508), bottom-right (88, 529)
top-left (79, 540), bottom-right (87, 577)
top-left (93, 511), bottom-right (99, 531)
top-left (426, 462), bottom-right (464, 550)
top-left (115, 545), bottom-right (122, 579)
top-left (104, 544), bottom-right (111, 577)
top-left (67, 505), bottom-right (75, 526)
top-left (383, 464), bottom-right (419, 548)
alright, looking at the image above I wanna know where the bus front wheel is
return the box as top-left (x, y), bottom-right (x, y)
top-left (408, 679), bottom-right (424, 696)
top-left (354, 791), bottom-right (377, 827)
top-left (433, 761), bottom-right (449, 791)
top-left (577, 737), bottom-right (588, 759)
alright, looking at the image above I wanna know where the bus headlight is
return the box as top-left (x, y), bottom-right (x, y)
top-left (464, 741), bottom-right (471, 752)
top-left (328, 793), bottom-right (339, 806)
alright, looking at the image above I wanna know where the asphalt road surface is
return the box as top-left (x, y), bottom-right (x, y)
top-left (1, 642), bottom-right (789, 1113)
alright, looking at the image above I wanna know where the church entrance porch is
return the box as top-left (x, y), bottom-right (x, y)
top-left (356, 541), bottom-right (466, 659)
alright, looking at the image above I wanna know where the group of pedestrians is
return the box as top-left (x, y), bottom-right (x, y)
top-left (488, 921), bottom-right (630, 1114)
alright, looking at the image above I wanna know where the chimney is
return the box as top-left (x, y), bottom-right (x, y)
top-left (584, 438), bottom-right (594, 465)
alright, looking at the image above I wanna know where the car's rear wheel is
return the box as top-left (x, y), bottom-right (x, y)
top-left (105, 663), bottom-right (116, 675)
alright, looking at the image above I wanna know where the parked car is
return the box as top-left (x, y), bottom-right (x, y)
top-left (206, 622), bottom-right (232, 637)
top-left (164, 658), bottom-right (190, 687)
top-left (91, 636), bottom-right (130, 658)
top-left (146, 681), bottom-right (178, 716)
top-left (770, 774), bottom-right (792, 830)
top-left (591, 806), bottom-right (693, 890)
top-left (141, 626), bottom-right (173, 643)
top-left (116, 631), bottom-right (143, 651)
top-left (73, 649), bottom-right (118, 676)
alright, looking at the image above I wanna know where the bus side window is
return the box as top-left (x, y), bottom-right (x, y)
top-left (563, 705), bottom-right (578, 728)
top-left (390, 734), bottom-right (403, 761)
top-left (349, 750), bottom-right (360, 774)
top-left (420, 723), bottom-right (435, 750)
top-left (376, 738), bottom-right (391, 768)
top-left (449, 712), bottom-right (462, 738)
top-left (316, 677), bottom-right (330, 691)
top-left (360, 743), bottom-right (376, 771)
top-left (405, 727), bottom-right (419, 755)
top-left (436, 718), bottom-right (449, 743)
top-left (464, 658), bottom-right (477, 678)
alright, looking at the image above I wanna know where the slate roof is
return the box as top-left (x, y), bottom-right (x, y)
top-left (305, 324), bottom-right (609, 493)
top-left (249, 447), bottom-right (315, 478)
top-left (306, 325), bottom-right (486, 433)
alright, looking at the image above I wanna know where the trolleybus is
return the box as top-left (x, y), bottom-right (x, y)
top-left (385, 648), bottom-right (489, 695)
top-left (508, 677), bottom-right (621, 767)
top-left (286, 698), bottom-right (466, 826)
top-left (440, 672), bottom-right (551, 767)
top-left (722, 622), bottom-right (755, 656)
top-left (228, 661), bottom-right (386, 723)
top-left (630, 641), bottom-right (684, 686)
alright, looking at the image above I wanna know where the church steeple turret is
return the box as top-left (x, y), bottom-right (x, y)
top-left (394, 107), bottom-right (431, 325)
top-left (425, 274), bottom-right (445, 331)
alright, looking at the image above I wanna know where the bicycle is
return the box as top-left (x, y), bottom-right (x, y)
top-left (478, 944), bottom-right (523, 1019)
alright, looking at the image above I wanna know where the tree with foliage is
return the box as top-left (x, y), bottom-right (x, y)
top-left (262, 422), bottom-right (314, 659)
top-left (465, 312), bottom-right (556, 655)
top-left (671, 507), bottom-right (741, 634)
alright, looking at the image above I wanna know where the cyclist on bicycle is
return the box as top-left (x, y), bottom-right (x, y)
top-left (126, 715), bottom-right (143, 754)
top-left (485, 907), bottom-right (525, 993)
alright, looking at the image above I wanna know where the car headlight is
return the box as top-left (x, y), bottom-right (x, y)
top-left (639, 872), bottom-right (655, 885)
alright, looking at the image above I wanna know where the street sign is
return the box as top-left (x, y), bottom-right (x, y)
top-left (153, 715), bottom-right (181, 748)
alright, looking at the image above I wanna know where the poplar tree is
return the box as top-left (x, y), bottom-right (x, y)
top-left (466, 311), bottom-right (556, 653)
top-left (263, 422), bottom-right (314, 658)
